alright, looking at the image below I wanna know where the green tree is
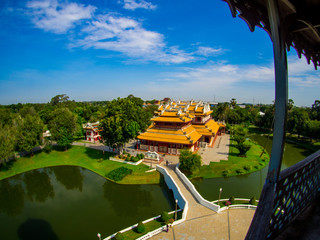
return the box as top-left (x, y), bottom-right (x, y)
top-left (230, 98), bottom-right (237, 108)
top-left (303, 120), bottom-right (320, 140)
top-left (0, 124), bottom-right (16, 165)
top-left (179, 149), bottom-right (202, 174)
top-left (50, 94), bottom-right (69, 106)
top-left (213, 102), bottom-right (229, 121)
top-left (100, 97), bottom-right (147, 153)
top-left (311, 100), bottom-right (320, 120)
top-left (16, 113), bottom-right (44, 155)
top-left (235, 142), bottom-right (251, 157)
top-left (48, 108), bottom-right (77, 150)
top-left (287, 107), bottom-right (309, 137)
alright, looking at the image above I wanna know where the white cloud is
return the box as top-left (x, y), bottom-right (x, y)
top-left (74, 14), bottom-right (193, 63)
top-left (140, 57), bottom-right (320, 103)
top-left (24, 1), bottom-right (191, 63)
top-left (119, 0), bottom-right (157, 10)
top-left (195, 46), bottom-right (224, 57)
top-left (26, 0), bottom-right (96, 34)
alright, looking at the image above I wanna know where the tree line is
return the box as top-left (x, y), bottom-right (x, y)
top-left (0, 94), bottom-right (157, 166)
top-left (211, 99), bottom-right (320, 140)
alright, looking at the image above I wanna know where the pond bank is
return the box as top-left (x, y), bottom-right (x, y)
top-left (0, 146), bottom-right (160, 184)
top-left (189, 139), bottom-right (270, 179)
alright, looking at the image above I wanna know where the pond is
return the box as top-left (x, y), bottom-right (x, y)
top-left (191, 134), bottom-right (315, 201)
top-left (0, 166), bottom-right (175, 240)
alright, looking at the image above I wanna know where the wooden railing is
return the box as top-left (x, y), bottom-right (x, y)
top-left (266, 150), bottom-right (320, 239)
top-left (247, 150), bottom-right (320, 239)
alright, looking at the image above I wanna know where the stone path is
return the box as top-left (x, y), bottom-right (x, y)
top-left (200, 134), bottom-right (230, 165)
top-left (150, 165), bottom-right (255, 240)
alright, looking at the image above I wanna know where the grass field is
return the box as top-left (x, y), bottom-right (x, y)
top-left (0, 145), bottom-right (160, 184)
top-left (117, 212), bottom-right (179, 239)
top-left (190, 139), bottom-right (270, 179)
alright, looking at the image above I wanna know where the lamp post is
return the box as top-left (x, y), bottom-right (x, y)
top-left (175, 199), bottom-right (178, 221)
top-left (218, 188), bottom-right (222, 207)
top-left (97, 233), bottom-right (101, 240)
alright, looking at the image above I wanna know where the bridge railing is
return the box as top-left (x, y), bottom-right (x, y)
top-left (255, 150), bottom-right (320, 240)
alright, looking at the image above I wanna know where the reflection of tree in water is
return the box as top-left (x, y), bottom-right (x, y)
top-left (18, 218), bottom-right (59, 240)
top-left (24, 170), bottom-right (54, 202)
top-left (103, 180), bottom-right (152, 217)
top-left (52, 166), bottom-right (83, 191)
top-left (0, 179), bottom-right (25, 216)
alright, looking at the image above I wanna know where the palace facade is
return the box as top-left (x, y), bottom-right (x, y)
top-left (137, 100), bottom-right (225, 154)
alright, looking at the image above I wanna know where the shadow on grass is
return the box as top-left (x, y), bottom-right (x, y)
top-left (229, 152), bottom-right (239, 157)
top-left (0, 160), bottom-right (16, 172)
top-left (84, 147), bottom-right (115, 161)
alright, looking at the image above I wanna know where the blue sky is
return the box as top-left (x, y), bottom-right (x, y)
top-left (0, 0), bottom-right (319, 106)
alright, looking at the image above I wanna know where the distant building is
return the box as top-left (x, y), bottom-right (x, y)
top-left (137, 100), bottom-right (225, 154)
top-left (83, 121), bottom-right (102, 143)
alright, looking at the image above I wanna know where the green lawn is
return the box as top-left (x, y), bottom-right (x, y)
top-left (190, 139), bottom-right (270, 179)
top-left (0, 146), bottom-right (160, 184)
top-left (119, 212), bottom-right (179, 239)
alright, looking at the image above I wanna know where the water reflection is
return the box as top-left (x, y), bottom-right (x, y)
top-left (18, 219), bottom-right (58, 240)
top-left (52, 166), bottom-right (83, 191)
top-left (0, 166), bottom-right (174, 240)
top-left (0, 179), bottom-right (25, 216)
top-left (192, 134), bottom-right (315, 200)
top-left (24, 170), bottom-right (54, 202)
top-left (103, 180), bottom-right (152, 217)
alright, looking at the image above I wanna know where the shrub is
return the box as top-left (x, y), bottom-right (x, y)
top-left (136, 221), bottom-right (146, 233)
top-left (113, 232), bottom-right (124, 240)
top-left (126, 156), bottom-right (130, 161)
top-left (130, 156), bottom-right (135, 162)
top-left (229, 196), bottom-right (235, 205)
top-left (235, 168), bottom-right (244, 175)
top-left (43, 144), bottom-right (52, 153)
top-left (161, 211), bottom-right (170, 223)
top-left (235, 142), bottom-right (251, 157)
top-left (106, 167), bottom-right (133, 181)
top-left (250, 196), bottom-right (257, 205)
top-left (179, 149), bottom-right (202, 174)
top-left (243, 165), bottom-right (252, 171)
top-left (140, 153), bottom-right (144, 159)
top-left (222, 170), bottom-right (230, 177)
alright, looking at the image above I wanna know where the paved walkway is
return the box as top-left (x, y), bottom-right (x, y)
top-left (150, 165), bottom-right (255, 240)
top-left (200, 134), bottom-right (230, 165)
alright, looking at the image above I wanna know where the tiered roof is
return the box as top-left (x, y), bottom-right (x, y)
top-left (137, 124), bottom-right (201, 145)
top-left (83, 121), bottom-right (100, 132)
top-left (138, 100), bottom-right (225, 145)
top-left (192, 119), bottom-right (221, 136)
top-left (152, 109), bottom-right (194, 123)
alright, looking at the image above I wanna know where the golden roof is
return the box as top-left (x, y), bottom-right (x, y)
top-left (192, 119), bottom-right (221, 136)
top-left (193, 110), bottom-right (213, 116)
top-left (137, 125), bottom-right (201, 145)
top-left (151, 116), bottom-right (192, 123)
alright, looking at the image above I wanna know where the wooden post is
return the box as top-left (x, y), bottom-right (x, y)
top-left (245, 0), bottom-right (288, 239)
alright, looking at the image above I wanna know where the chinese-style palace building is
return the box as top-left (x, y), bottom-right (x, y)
top-left (83, 121), bottom-right (102, 143)
top-left (137, 100), bottom-right (225, 154)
